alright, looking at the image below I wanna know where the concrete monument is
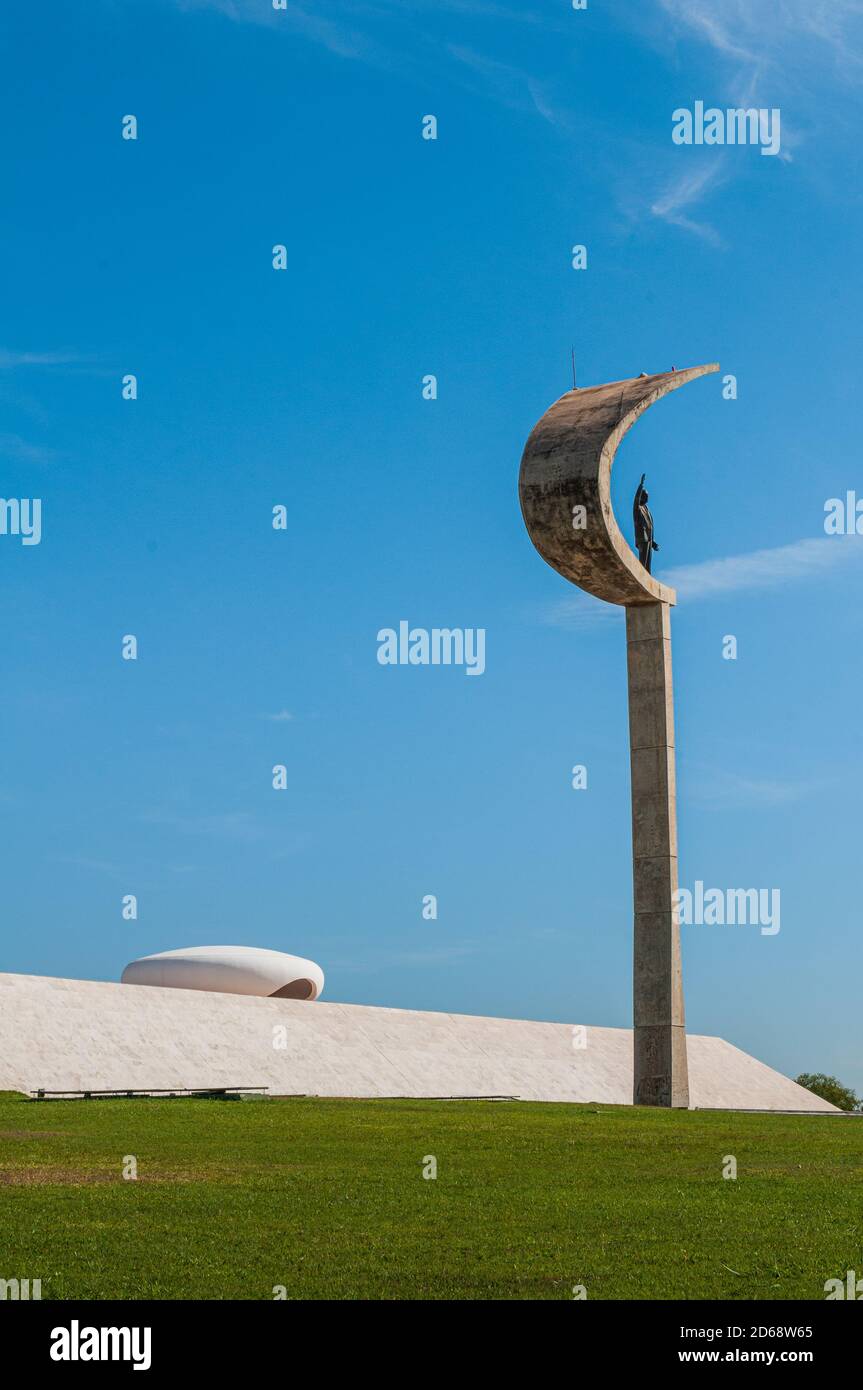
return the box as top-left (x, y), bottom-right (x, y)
top-left (0, 361), bottom-right (828, 1113)
top-left (0, 971), bottom-right (837, 1111)
top-left (121, 945), bottom-right (325, 1000)
top-left (519, 365), bottom-right (719, 1107)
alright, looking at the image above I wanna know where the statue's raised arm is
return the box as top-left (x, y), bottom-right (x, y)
top-left (632, 474), bottom-right (657, 574)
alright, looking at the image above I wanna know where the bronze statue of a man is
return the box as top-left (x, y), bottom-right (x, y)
top-left (633, 473), bottom-right (659, 573)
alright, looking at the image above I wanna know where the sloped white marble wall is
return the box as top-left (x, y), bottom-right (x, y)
top-left (0, 972), bottom-right (836, 1111)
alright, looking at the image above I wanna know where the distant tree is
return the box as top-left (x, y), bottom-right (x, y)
top-left (795, 1073), bottom-right (860, 1112)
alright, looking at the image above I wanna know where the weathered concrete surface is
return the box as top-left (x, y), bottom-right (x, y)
top-left (627, 601), bottom-right (688, 1107)
top-left (519, 366), bottom-right (720, 1108)
top-left (518, 365), bottom-right (719, 607)
top-left (0, 973), bottom-right (836, 1111)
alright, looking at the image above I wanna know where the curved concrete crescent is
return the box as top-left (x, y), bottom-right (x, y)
top-left (519, 364), bottom-right (719, 607)
top-left (121, 945), bottom-right (325, 1001)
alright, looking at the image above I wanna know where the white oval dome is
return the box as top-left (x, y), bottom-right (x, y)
top-left (121, 946), bottom-right (324, 1001)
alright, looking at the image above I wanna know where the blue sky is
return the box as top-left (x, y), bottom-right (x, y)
top-left (2, 0), bottom-right (862, 1091)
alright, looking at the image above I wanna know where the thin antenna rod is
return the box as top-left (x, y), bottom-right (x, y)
top-left (571, 347), bottom-right (576, 390)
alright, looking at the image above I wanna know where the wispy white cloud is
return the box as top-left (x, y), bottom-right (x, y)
top-left (55, 854), bottom-right (131, 883)
top-left (665, 534), bottom-right (863, 598)
top-left (177, 0), bottom-right (380, 60)
top-left (541, 593), bottom-right (622, 633)
top-left (0, 432), bottom-right (58, 465)
top-left (332, 942), bottom-right (480, 973)
top-left (174, 0), bottom-right (863, 242)
top-left (542, 535), bottom-right (863, 629)
top-left (660, 0), bottom-right (863, 76)
top-left (526, 76), bottom-right (567, 128)
top-left (264, 709), bottom-right (294, 722)
top-left (141, 809), bottom-right (267, 842)
top-left (0, 349), bottom-right (87, 369)
top-left (446, 43), bottom-right (568, 125)
top-left (625, 0), bottom-right (863, 240)
top-left (659, 0), bottom-right (863, 123)
top-left (661, 4), bottom-right (758, 65)
top-left (176, 0), bottom-right (571, 125)
top-left (686, 766), bottom-right (833, 809)
top-left (650, 161), bottom-right (727, 244)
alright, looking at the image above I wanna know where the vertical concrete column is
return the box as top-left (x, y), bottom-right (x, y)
top-left (625, 601), bottom-right (689, 1108)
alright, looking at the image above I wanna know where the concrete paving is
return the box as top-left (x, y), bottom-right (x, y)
top-left (0, 972), bottom-right (836, 1111)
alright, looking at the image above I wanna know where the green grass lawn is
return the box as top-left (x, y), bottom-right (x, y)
top-left (0, 1091), bottom-right (860, 1300)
